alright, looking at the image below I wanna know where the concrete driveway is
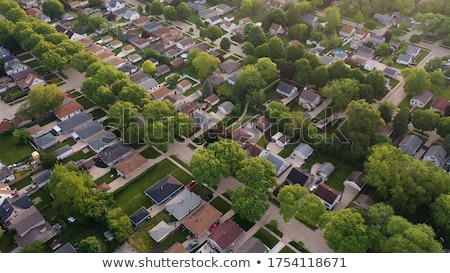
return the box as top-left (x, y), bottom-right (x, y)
top-left (0, 100), bottom-right (23, 121)
top-left (332, 185), bottom-right (360, 212)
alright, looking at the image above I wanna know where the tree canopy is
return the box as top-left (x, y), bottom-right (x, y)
top-left (18, 84), bottom-right (64, 119)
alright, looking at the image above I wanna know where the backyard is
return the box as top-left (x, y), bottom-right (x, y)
top-left (112, 158), bottom-right (193, 215)
top-left (0, 135), bottom-right (34, 165)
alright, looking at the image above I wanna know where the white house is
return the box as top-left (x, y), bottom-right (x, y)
top-left (313, 183), bottom-right (341, 210)
top-left (343, 171), bottom-right (366, 192)
top-left (0, 162), bottom-right (15, 184)
top-left (409, 90), bottom-right (433, 109)
top-left (218, 101), bottom-right (234, 115)
top-left (299, 88), bottom-right (321, 111)
top-left (106, 0), bottom-right (125, 12)
top-left (423, 145), bottom-right (447, 166)
top-left (176, 38), bottom-right (196, 51)
top-left (396, 53), bottom-right (412, 65)
top-left (123, 9), bottom-right (140, 21)
top-left (317, 162), bottom-right (335, 179)
top-left (293, 143), bottom-right (313, 160)
top-left (176, 79), bottom-right (192, 94)
top-left (264, 153), bottom-right (292, 177)
top-left (271, 132), bottom-right (290, 148)
top-left (339, 25), bottom-right (355, 38)
top-left (54, 101), bottom-right (84, 122)
top-left (276, 81), bottom-right (298, 98)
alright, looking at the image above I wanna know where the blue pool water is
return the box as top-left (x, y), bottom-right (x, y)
top-left (334, 49), bottom-right (343, 53)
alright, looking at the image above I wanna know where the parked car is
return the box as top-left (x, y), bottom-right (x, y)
top-left (24, 184), bottom-right (36, 194)
top-left (315, 177), bottom-right (323, 185)
top-left (209, 223), bottom-right (219, 232)
top-left (186, 240), bottom-right (199, 251)
top-left (201, 104), bottom-right (209, 111)
top-left (186, 180), bottom-right (196, 189)
top-left (205, 194), bottom-right (213, 202)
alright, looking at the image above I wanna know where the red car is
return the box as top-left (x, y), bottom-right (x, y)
top-left (186, 180), bottom-right (196, 189)
top-left (201, 104), bottom-right (209, 110)
top-left (209, 223), bottom-right (219, 232)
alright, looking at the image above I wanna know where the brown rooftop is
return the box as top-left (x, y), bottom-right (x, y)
top-left (54, 101), bottom-right (83, 119)
top-left (208, 219), bottom-right (245, 251)
top-left (150, 86), bottom-right (171, 100)
top-left (182, 203), bottom-right (222, 236)
top-left (113, 152), bottom-right (147, 178)
top-left (313, 183), bottom-right (340, 204)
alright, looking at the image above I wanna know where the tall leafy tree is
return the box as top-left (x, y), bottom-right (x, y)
top-left (176, 2), bottom-right (191, 20)
top-left (142, 60), bottom-right (157, 76)
top-left (244, 24), bottom-right (266, 47)
top-left (402, 67), bottom-right (431, 95)
top-left (149, 0), bottom-right (164, 15)
top-left (106, 208), bottom-right (133, 243)
top-left (77, 236), bottom-right (106, 253)
top-left (202, 80), bottom-right (213, 97)
top-left (190, 149), bottom-right (221, 187)
top-left (411, 109), bottom-right (440, 132)
top-left (42, 0), bottom-right (65, 20)
top-left (320, 78), bottom-right (360, 110)
top-left (70, 51), bottom-right (99, 73)
top-left (18, 84), bottom-right (64, 119)
top-left (20, 240), bottom-right (46, 253)
top-left (163, 6), bottom-right (178, 22)
top-left (378, 101), bottom-right (396, 122)
top-left (236, 156), bottom-right (277, 200)
top-left (255, 57), bottom-right (279, 83)
top-left (205, 25), bottom-right (223, 43)
top-left (208, 139), bottom-right (248, 178)
top-left (430, 194), bottom-right (450, 238)
top-left (107, 101), bottom-right (139, 128)
top-left (220, 37), bottom-right (231, 50)
top-left (192, 51), bottom-right (220, 79)
top-left (12, 128), bottom-right (30, 145)
top-left (233, 65), bottom-right (266, 99)
top-left (231, 187), bottom-right (269, 223)
top-left (118, 84), bottom-right (148, 107)
top-left (392, 107), bottom-right (410, 137)
top-left (142, 99), bottom-right (176, 121)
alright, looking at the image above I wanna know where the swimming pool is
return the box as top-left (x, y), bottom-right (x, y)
top-left (334, 49), bottom-right (343, 53)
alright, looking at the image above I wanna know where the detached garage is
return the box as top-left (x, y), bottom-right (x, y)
top-left (293, 143), bottom-right (314, 160)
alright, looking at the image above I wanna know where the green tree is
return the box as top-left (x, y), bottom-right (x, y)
top-left (424, 57), bottom-right (444, 72)
top-left (70, 51), bottom-right (99, 73)
top-left (92, 86), bottom-right (116, 108)
top-left (327, 60), bottom-right (350, 80)
top-left (77, 236), bottom-right (106, 253)
top-left (267, 36), bottom-right (285, 60)
top-left (220, 37), bottom-right (231, 50)
top-left (142, 99), bottom-right (176, 121)
top-left (392, 108), bottom-right (410, 137)
top-left (107, 101), bottom-right (139, 128)
top-left (12, 128), bottom-right (30, 145)
top-left (294, 58), bottom-right (313, 86)
top-left (202, 80), bottom-right (213, 97)
top-left (18, 84), bottom-right (64, 119)
top-left (402, 67), bottom-right (431, 95)
top-left (20, 240), bottom-right (46, 253)
top-left (80, 77), bottom-right (102, 99)
top-left (378, 101), bottom-right (396, 122)
top-left (320, 78), bottom-right (360, 110)
top-left (255, 57), bottom-right (279, 83)
top-left (39, 153), bottom-right (57, 169)
top-left (343, 99), bottom-right (384, 148)
top-left (233, 65), bottom-right (266, 99)
top-left (236, 156), bottom-right (277, 200)
top-left (190, 149), bottom-right (221, 187)
top-left (192, 51), bottom-right (221, 79)
top-left (267, 8), bottom-right (287, 26)
top-left (411, 109), bottom-right (440, 132)
top-left (4, 7), bottom-right (26, 23)
top-left (324, 6), bottom-right (341, 35)
top-left (286, 4), bottom-right (302, 26)
top-left (320, 209), bottom-right (368, 252)
top-left (165, 73), bottom-right (180, 89)
top-left (244, 24), bottom-right (266, 47)
top-left (255, 43), bottom-right (269, 58)
top-left (42, 0), bottom-right (65, 20)
top-left (430, 194), bottom-right (450, 238)
top-left (208, 139), bottom-right (248, 178)
top-left (142, 60), bottom-right (157, 76)
top-left (280, 61), bottom-right (297, 81)
top-left (176, 2), bottom-right (191, 20)
top-left (243, 42), bottom-right (256, 56)
top-left (353, 11), bottom-right (364, 28)
top-left (205, 25), bottom-right (222, 43)
top-left (375, 43), bottom-right (392, 57)
top-left (118, 84), bottom-right (148, 107)
top-left (150, 0), bottom-right (164, 15)
top-left (288, 23), bottom-right (309, 41)
top-left (163, 6), bottom-right (178, 22)
top-left (286, 44), bottom-right (305, 62)
top-left (86, 15), bottom-right (108, 34)
top-left (230, 187), bottom-right (269, 223)
top-left (430, 70), bottom-right (446, 85)
top-left (443, 134), bottom-right (450, 154)
top-left (409, 34), bottom-right (422, 44)
top-left (278, 184), bottom-right (326, 227)
top-left (310, 66), bottom-right (329, 88)
top-left (437, 117), bottom-right (450, 137)
top-left (106, 208), bottom-right (133, 243)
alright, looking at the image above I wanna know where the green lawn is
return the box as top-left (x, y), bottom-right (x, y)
top-left (209, 196), bottom-right (231, 214)
top-left (38, 115), bottom-right (57, 126)
top-left (76, 96), bottom-right (96, 109)
top-left (26, 59), bottom-right (41, 68)
top-left (289, 241), bottom-right (309, 253)
top-left (280, 246), bottom-right (296, 253)
top-left (17, 53), bottom-right (33, 61)
top-left (11, 176), bottom-right (32, 190)
top-left (169, 155), bottom-right (190, 171)
top-left (0, 135), bottom-right (34, 165)
top-left (95, 169), bottom-right (119, 185)
top-left (127, 210), bottom-right (178, 253)
top-left (60, 150), bottom-right (94, 165)
top-left (278, 143), bottom-right (297, 158)
top-left (29, 186), bottom-right (54, 211)
top-left (88, 108), bottom-right (107, 120)
top-left (113, 159), bottom-right (193, 215)
top-left (0, 230), bottom-right (18, 253)
top-left (190, 183), bottom-right (213, 200)
top-left (253, 227), bottom-right (279, 248)
top-left (301, 153), bottom-right (360, 192)
top-left (140, 146), bottom-right (161, 159)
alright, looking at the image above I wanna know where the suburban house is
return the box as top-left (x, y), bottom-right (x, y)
top-left (106, 0), bottom-right (125, 12)
top-left (113, 152), bottom-right (148, 178)
top-left (363, 61), bottom-right (377, 71)
top-left (87, 44), bottom-right (105, 55)
top-left (206, 15), bottom-right (221, 25)
top-left (204, 94), bottom-right (220, 106)
top-left (130, 16), bottom-right (150, 28)
top-left (34, 133), bottom-right (57, 151)
top-left (218, 101), bottom-right (235, 115)
top-left (53, 145), bottom-right (73, 161)
top-left (339, 25), bottom-right (355, 38)
top-left (150, 86), bottom-right (171, 100)
top-left (422, 145), bottom-right (447, 166)
top-left (243, 142), bottom-right (265, 157)
top-left (30, 169), bottom-right (51, 187)
top-left (343, 171), bottom-right (366, 192)
top-left (118, 63), bottom-right (138, 75)
top-left (286, 167), bottom-right (313, 187)
top-left (221, 20), bottom-right (236, 33)
top-left (298, 88), bottom-right (321, 111)
top-left (8, 206), bottom-right (57, 247)
top-left (71, 121), bottom-right (103, 142)
top-left (207, 219), bottom-right (245, 253)
top-left (54, 101), bottom-right (84, 121)
top-left (317, 162), bottom-right (335, 179)
top-left (264, 153), bottom-right (292, 177)
top-left (302, 13), bottom-right (319, 29)
top-left (12, 115), bottom-right (31, 128)
top-left (271, 132), bottom-right (290, 148)
top-left (293, 143), bottom-right (314, 160)
top-left (396, 53), bottom-right (412, 65)
top-left (5, 59), bottom-right (28, 75)
top-left (17, 73), bottom-right (46, 90)
top-left (123, 9), bottom-right (140, 21)
top-left (383, 67), bottom-right (399, 78)
top-left (227, 74), bottom-right (237, 86)
top-left (349, 194), bottom-right (375, 211)
top-left (269, 23), bottom-right (285, 36)
top-left (389, 40), bottom-right (402, 52)
top-left (98, 141), bottom-right (132, 165)
top-left (178, 101), bottom-right (198, 117)
top-left (108, 40), bottom-right (123, 50)
top-left (320, 55), bottom-right (335, 67)
top-left (144, 175), bottom-right (184, 206)
top-left (128, 53), bottom-right (143, 63)
top-left (231, 128), bottom-right (252, 146)
top-left (430, 98), bottom-right (450, 116)
top-left (139, 77), bottom-right (159, 92)
top-left (0, 163), bottom-right (15, 184)
top-left (176, 79), bottom-right (192, 94)
top-left (276, 81), bottom-right (298, 98)
top-left (253, 115), bottom-right (272, 133)
top-left (369, 35), bottom-right (386, 47)
top-left (214, 3), bottom-right (232, 15)
top-left (176, 38), bottom-right (196, 51)
top-left (193, 110), bottom-right (212, 130)
top-left (219, 59), bottom-right (241, 74)
top-left (236, 237), bottom-right (269, 253)
top-left (129, 207), bottom-right (150, 228)
top-left (164, 189), bottom-right (202, 221)
top-left (165, 94), bottom-right (184, 108)
top-left (406, 45), bottom-right (420, 58)
top-left (169, 58), bottom-right (185, 70)
top-left (53, 113), bottom-right (93, 135)
top-left (0, 194), bottom-right (32, 224)
top-left (88, 132), bottom-right (117, 154)
top-left (0, 184), bottom-right (16, 206)
top-left (398, 134), bottom-right (423, 156)
top-left (313, 184), bottom-right (342, 210)
top-left (373, 13), bottom-right (392, 25)
top-left (409, 90), bottom-right (433, 109)
top-left (198, 8), bottom-right (218, 20)
top-left (182, 202), bottom-right (222, 237)
top-left (355, 46), bottom-right (375, 58)
top-left (26, 124), bottom-right (44, 139)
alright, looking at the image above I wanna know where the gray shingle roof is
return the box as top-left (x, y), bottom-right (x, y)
top-left (145, 175), bottom-right (184, 205)
top-left (30, 169), bottom-right (51, 185)
top-left (164, 189), bottom-right (202, 220)
top-left (398, 134), bottom-right (423, 156)
top-left (97, 139), bottom-right (129, 163)
top-left (34, 132), bottom-right (57, 150)
top-left (72, 121), bottom-right (103, 140)
top-left (54, 113), bottom-right (93, 134)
